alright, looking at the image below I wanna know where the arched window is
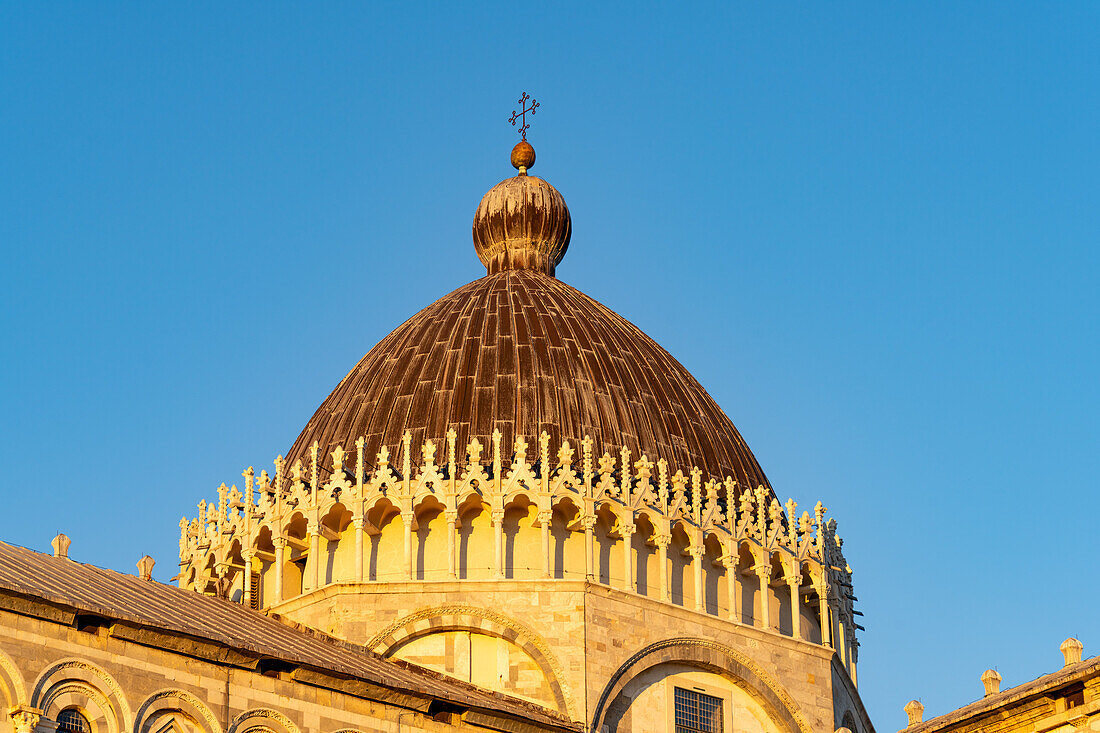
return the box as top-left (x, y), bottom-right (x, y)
top-left (57, 708), bottom-right (91, 733)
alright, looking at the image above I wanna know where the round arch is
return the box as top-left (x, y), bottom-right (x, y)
top-left (366, 605), bottom-right (577, 720)
top-left (590, 638), bottom-right (811, 733)
top-left (31, 659), bottom-right (132, 733)
top-left (227, 708), bottom-right (299, 733)
top-left (0, 646), bottom-right (27, 712)
top-left (135, 689), bottom-right (222, 733)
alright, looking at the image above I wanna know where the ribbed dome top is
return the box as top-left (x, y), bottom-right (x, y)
top-left (472, 174), bottom-right (570, 276)
top-left (286, 269), bottom-right (770, 489)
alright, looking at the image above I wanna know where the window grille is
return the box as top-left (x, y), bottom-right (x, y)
top-left (57, 709), bottom-right (90, 733)
top-left (249, 572), bottom-right (261, 610)
top-left (674, 687), bottom-right (723, 733)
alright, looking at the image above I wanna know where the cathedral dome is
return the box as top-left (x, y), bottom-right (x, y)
top-left (286, 142), bottom-right (769, 490)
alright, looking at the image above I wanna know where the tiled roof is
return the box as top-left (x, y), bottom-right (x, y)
top-left (0, 541), bottom-right (577, 731)
top-left (287, 269), bottom-right (771, 489)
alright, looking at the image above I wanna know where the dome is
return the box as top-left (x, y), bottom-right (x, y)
top-left (176, 132), bottom-right (859, 725)
top-left (285, 141), bottom-right (770, 490)
top-left (286, 268), bottom-right (770, 490)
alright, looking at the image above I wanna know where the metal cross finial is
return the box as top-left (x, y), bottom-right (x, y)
top-left (510, 92), bottom-right (539, 141)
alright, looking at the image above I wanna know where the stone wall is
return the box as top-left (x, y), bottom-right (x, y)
top-left (273, 579), bottom-right (587, 721)
top-left (0, 607), bottom-right (561, 733)
top-left (271, 578), bottom-right (865, 732)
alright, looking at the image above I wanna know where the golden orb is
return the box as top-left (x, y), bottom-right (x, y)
top-left (510, 140), bottom-right (536, 172)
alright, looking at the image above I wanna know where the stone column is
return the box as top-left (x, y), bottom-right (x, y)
top-left (832, 600), bottom-right (843, 659)
top-left (621, 523), bottom-right (636, 592)
top-left (214, 561), bottom-right (230, 598)
top-left (787, 574), bottom-right (802, 640)
top-left (582, 515), bottom-right (597, 580)
top-left (755, 564), bottom-right (773, 629)
top-left (724, 551), bottom-right (740, 623)
top-left (539, 510), bottom-right (553, 578)
top-left (9, 707), bottom-right (41, 733)
top-left (445, 511), bottom-right (458, 579)
top-left (353, 516), bottom-right (365, 582)
top-left (402, 511), bottom-right (415, 580)
top-left (242, 550), bottom-right (256, 608)
top-left (272, 537), bottom-right (287, 603)
top-left (690, 544), bottom-right (705, 611)
top-left (655, 534), bottom-right (671, 602)
top-left (846, 622), bottom-right (856, 672)
top-left (491, 510), bottom-right (505, 578)
top-left (307, 523), bottom-right (321, 591)
top-left (817, 582), bottom-right (832, 647)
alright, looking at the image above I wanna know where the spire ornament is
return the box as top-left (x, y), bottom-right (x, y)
top-left (510, 92), bottom-right (538, 141)
top-left (473, 95), bottom-right (569, 276)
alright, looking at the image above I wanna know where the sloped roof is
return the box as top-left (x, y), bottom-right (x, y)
top-left (904, 654), bottom-right (1100, 732)
top-left (0, 541), bottom-right (578, 732)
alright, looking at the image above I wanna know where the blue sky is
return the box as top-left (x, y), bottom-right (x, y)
top-left (2, 3), bottom-right (1097, 728)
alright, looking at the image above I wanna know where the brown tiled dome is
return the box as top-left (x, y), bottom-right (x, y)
top-left (286, 268), bottom-right (770, 489)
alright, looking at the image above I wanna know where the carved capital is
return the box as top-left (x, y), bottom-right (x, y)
top-left (10, 706), bottom-right (42, 733)
top-left (580, 515), bottom-right (598, 532)
top-left (654, 533), bottom-right (672, 549)
top-left (352, 515), bottom-right (365, 529)
top-left (620, 522), bottom-right (636, 538)
top-left (272, 536), bottom-right (288, 550)
top-left (490, 510), bottom-right (506, 525)
top-left (688, 544), bottom-right (705, 559)
top-left (306, 522), bottom-right (321, 537)
top-left (444, 510), bottom-right (459, 525)
top-left (754, 563), bottom-right (773, 581)
top-left (537, 510), bottom-right (553, 525)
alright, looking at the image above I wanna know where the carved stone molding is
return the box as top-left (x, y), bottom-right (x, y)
top-left (9, 706), bottom-right (41, 733)
top-left (590, 637), bottom-right (813, 733)
top-left (31, 659), bottom-right (132, 733)
top-left (135, 689), bottom-right (222, 733)
top-left (228, 708), bottom-right (299, 733)
top-left (0, 647), bottom-right (27, 708)
top-left (366, 604), bottom-right (577, 720)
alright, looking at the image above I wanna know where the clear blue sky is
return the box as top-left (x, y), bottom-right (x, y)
top-left (2, 3), bottom-right (1097, 728)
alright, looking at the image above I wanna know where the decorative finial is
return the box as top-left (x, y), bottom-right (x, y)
top-left (981, 668), bottom-right (1002, 696)
top-left (510, 92), bottom-right (538, 141)
top-left (1061, 637), bottom-right (1084, 666)
top-left (509, 93), bottom-right (538, 175)
top-left (472, 95), bottom-right (569, 275)
top-left (904, 700), bottom-right (924, 727)
top-left (136, 555), bottom-right (156, 581)
top-left (51, 533), bottom-right (71, 559)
